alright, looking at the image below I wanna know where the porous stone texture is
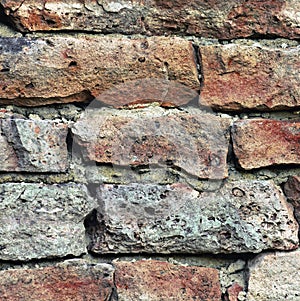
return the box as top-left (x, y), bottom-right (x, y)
top-left (85, 181), bottom-right (298, 254)
top-left (284, 175), bottom-right (300, 224)
top-left (114, 260), bottom-right (222, 301)
top-left (232, 119), bottom-right (300, 170)
top-left (0, 259), bottom-right (115, 301)
top-left (72, 107), bottom-right (231, 179)
top-left (200, 43), bottom-right (300, 111)
top-left (0, 116), bottom-right (68, 172)
top-left (2, 0), bottom-right (299, 39)
top-left (247, 250), bottom-right (300, 301)
top-left (0, 183), bottom-right (97, 261)
top-left (0, 35), bottom-right (198, 106)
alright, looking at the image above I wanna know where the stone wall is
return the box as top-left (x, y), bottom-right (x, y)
top-left (0, 1), bottom-right (299, 300)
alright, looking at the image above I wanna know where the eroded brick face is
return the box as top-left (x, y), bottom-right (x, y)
top-left (2, 0), bottom-right (300, 39)
top-left (0, 260), bottom-right (115, 301)
top-left (0, 36), bottom-right (198, 106)
top-left (199, 43), bottom-right (300, 111)
top-left (0, 116), bottom-right (68, 172)
top-left (72, 107), bottom-right (231, 180)
top-left (232, 119), bottom-right (300, 170)
top-left (114, 260), bottom-right (222, 301)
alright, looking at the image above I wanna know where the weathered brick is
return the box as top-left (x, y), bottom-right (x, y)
top-left (0, 259), bottom-right (114, 301)
top-left (114, 260), bottom-right (221, 301)
top-left (284, 176), bottom-right (300, 225)
top-left (232, 119), bottom-right (300, 170)
top-left (0, 116), bottom-right (68, 172)
top-left (2, 0), bottom-right (300, 39)
top-left (200, 43), bottom-right (300, 111)
top-left (85, 181), bottom-right (298, 254)
top-left (0, 35), bottom-right (198, 106)
top-left (247, 250), bottom-right (300, 301)
top-left (72, 107), bottom-right (231, 179)
top-left (0, 183), bottom-right (97, 260)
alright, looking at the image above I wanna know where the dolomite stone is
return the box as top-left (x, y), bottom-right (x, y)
top-left (284, 176), bottom-right (300, 224)
top-left (2, 0), bottom-right (299, 39)
top-left (0, 260), bottom-right (115, 301)
top-left (0, 35), bottom-right (198, 106)
top-left (114, 260), bottom-right (222, 301)
top-left (72, 107), bottom-right (231, 179)
top-left (200, 44), bottom-right (300, 111)
top-left (0, 183), bottom-right (97, 261)
top-left (85, 181), bottom-right (299, 254)
top-left (232, 119), bottom-right (300, 170)
top-left (247, 250), bottom-right (300, 301)
top-left (0, 117), bottom-right (68, 172)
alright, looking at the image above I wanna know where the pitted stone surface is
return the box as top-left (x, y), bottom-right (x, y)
top-left (200, 44), bottom-right (300, 111)
top-left (0, 259), bottom-right (114, 301)
top-left (0, 183), bottom-right (97, 261)
top-left (85, 181), bottom-right (298, 254)
top-left (0, 117), bottom-right (68, 172)
top-left (232, 119), bottom-right (300, 170)
top-left (0, 35), bottom-right (198, 106)
top-left (2, 0), bottom-right (299, 39)
top-left (247, 250), bottom-right (300, 301)
top-left (72, 107), bottom-right (231, 180)
top-left (114, 260), bottom-right (222, 301)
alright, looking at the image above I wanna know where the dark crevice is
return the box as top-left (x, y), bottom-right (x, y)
top-left (0, 253), bottom-right (85, 271)
top-left (192, 43), bottom-right (203, 89)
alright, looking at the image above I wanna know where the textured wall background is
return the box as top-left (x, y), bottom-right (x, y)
top-left (0, 1), bottom-right (300, 300)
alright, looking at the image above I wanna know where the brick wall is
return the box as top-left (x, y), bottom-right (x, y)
top-left (0, 1), bottom-right (299, 300)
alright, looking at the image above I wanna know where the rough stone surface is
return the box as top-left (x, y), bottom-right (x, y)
top-left (0, 35), bottom-right (198, 106)
top-left (200, 43), bottom-right (300, 111)
top-left (0, 183), bottom-right (97, 261)
top-left (232, 119), bottom-right (300, 170)
top-left (0, 259), bottom-right (115, 301)
top-left (85, 181), bottom-right (298, 254)
top-left (284, 175), bottom-right (300, 224)
top-left (114, 260), bottom-right (222, 301)
top-left (247, 250), bottom-right (300, 301)
top-left (0, 116), bottom-right (68, 172)
top-left (72, 107), bottom-right (231, 180)
top-left (2, 0), bottom-right (300, 39)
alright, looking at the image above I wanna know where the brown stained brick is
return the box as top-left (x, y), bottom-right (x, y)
top-left (199, 44), bottom-right (300, 111)
top-left (2, 0), bottom-right (299, 39)
top-left (0, 36), bottom-right (198, 106)
top-left (0, 260), bottom-right (114, 301)
top-left (114, 260), bottom-right (222, 301)
top-left (72, 107), bottom-right (231, 180)
top-left (0, 116), bottom-right (68, 172)
top-left (232, 119), bottom-right (300, 170)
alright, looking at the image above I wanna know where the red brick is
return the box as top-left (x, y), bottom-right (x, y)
top-left (232, 119), bottom-right (300, 170)
top-left (226, 283), bottom-right (244, 301)
top-left (200, 44), bottom-right (300, 111)
top-left (2, 0), bottom-right (300, 39)
top-left (0, 260), bottom-right (114, 301)
top-left (0, 36), bottom-right (198, 106)
top-left (114, 260), bottom-right (222, 301)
